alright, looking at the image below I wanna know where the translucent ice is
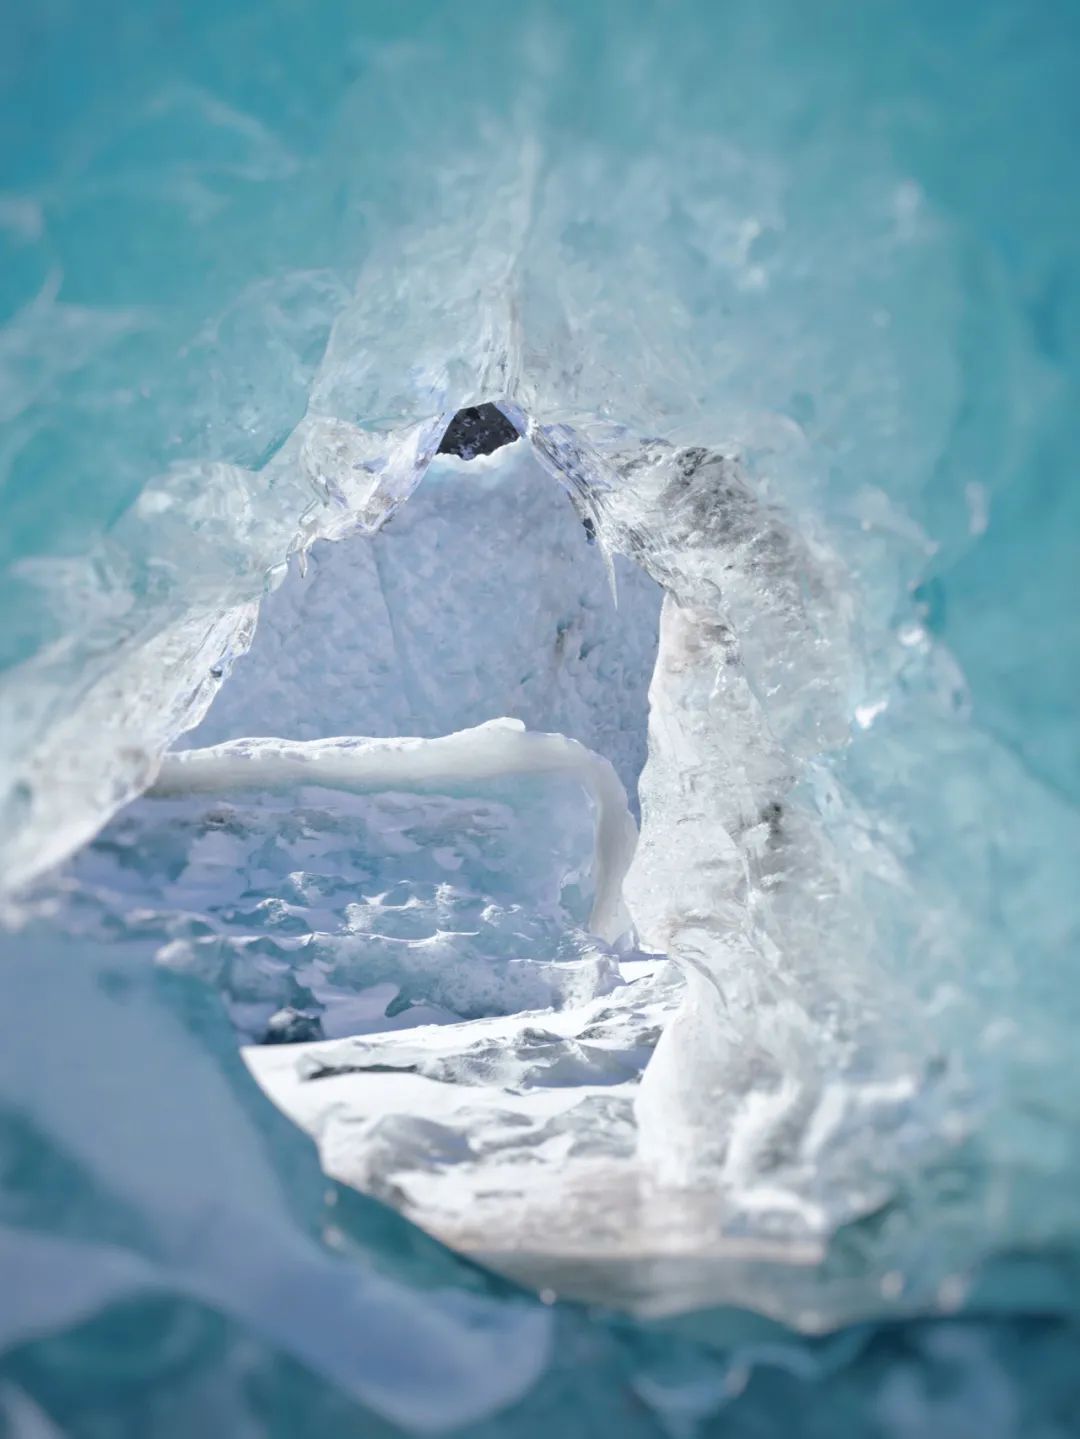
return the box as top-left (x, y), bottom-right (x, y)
top-left (152, 720), bottom-right (638, 944)
top-left (3, 0), bottom-right (1080, 1434)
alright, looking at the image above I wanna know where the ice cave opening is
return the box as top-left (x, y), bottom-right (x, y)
top-left (36, 405), bottom-right (963, 1325)
top-left (50, 417), bottom-right (715, 1309)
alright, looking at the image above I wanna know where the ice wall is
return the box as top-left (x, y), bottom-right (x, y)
top-left (3, 0), bottom-right (1080, 1432)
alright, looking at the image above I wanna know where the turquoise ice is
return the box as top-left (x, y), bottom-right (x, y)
top-left (1, 2), bottom-right (1078, 1434)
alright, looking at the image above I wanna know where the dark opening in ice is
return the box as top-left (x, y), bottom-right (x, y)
top-left (437, 403), bottom-right (520, 461)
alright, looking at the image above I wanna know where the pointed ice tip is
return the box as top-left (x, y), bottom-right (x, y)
top-left (437, 403), bottom-right (520, 461)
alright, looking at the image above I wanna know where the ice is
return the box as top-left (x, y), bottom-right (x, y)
top-left (152, 719), bottom-right (637, 943)
top-left (606, 453), bottom-right (941, 1224)
top-left (181, 438), bottom-right (661, 803)
top-left (6, 431), bottom-right (950, 1323)
top-left (6, 352), bottom-right (1078, 1331)
top-left (0, 943), bottom-right (554, 1432)
top-left (3, 0), bottom-right (1080, 1432)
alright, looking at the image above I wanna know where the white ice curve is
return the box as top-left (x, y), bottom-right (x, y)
top-left (151, 718), bottom-right (638, 944)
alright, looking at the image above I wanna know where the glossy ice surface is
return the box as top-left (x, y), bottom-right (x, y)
top-left (1, 2), bottom-right (1079, 1434)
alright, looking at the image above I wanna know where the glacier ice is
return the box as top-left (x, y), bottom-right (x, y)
top-left (0, 429), bottom-right (1042, 1329)
top-left (152, 720), bottom-right (638, 944)
top-left (3, 0), bottom-right (1080, 1433)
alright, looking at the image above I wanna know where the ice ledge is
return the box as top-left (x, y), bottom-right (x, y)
top-left (152, 718), bottom-right (638, 944)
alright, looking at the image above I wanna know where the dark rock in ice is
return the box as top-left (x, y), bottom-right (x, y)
top-left (261, 1007), bottom-right (324, 1045)
top-left (437, 404), bottom-right (520, 461)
